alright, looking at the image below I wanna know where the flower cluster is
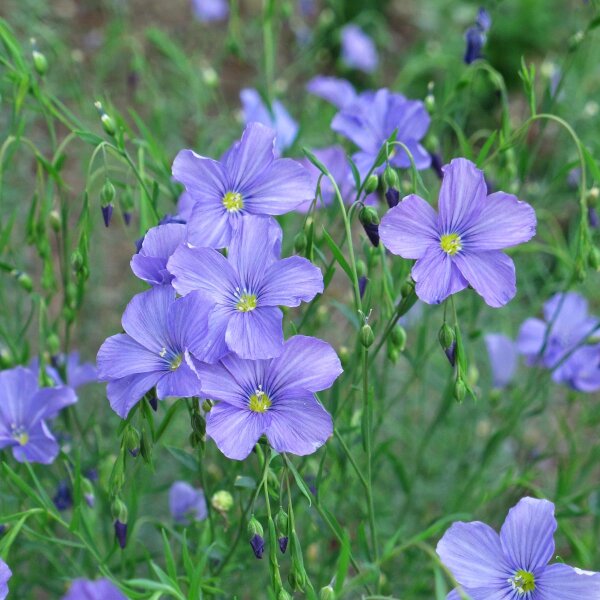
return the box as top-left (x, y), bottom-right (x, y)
top-left (98, 122), bottom-right (342, 460)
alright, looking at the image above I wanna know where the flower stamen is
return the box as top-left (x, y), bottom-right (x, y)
top-left (223, 191), bottom-right (244, 212)
top-left (248, 387), bottom-right (271, 413)
top-left (508, 570), bottom-right (535, 595)
top-left (236, 293), bottom-right (257, 312)
top-left (440, 233), bottom-right (462, 255)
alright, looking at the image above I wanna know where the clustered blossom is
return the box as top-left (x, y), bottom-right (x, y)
top-left (380, 158), bottom-right (537, 307)
top-left (97, 121), bottom-right (342, 461)
top-left (437, 497), bottom-right (600, 599)
top-left (0, 366), bottom-right (77, 464)
top-left (340, 24), bottom-right (378, 73)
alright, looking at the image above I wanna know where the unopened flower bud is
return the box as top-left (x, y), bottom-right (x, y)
top-left (82, 478), bottom-right (95, 508)
top-left (71, 250), bottom-right (84, 273)
top-left (385, 187), bottom-right (400, 208)
top-left (114, 520), bottom-right (127, 549)
top-left (47, 333), bottom-right (60, 356)
top-left (320, 585), bottom-right (335, 600)
top-left (358, 276), bottom-right (368, 299)
top-left (202, 66), bottom-right (219, 87)
top-left (364, 174), bottom-right (379, 194)
top-left (30, 39), bottom-right (48, 76)
top-left (201, 399), bottom-right (213, 413)
top-left (589, 207), bottom-right (599, 229)
top-left (387, 344), bottom-right (400, 364)
top-left (400, 279), bottom-right (414, 298)
top-left (124, 426), bottom-right (140, 457)
top-left (12, 270), bottom-right (33, 293)
top-left (249, 533), bottom-right (265, 559)
top-left (359, 205), bottom-right (380, 226)
top-left (589, 246), bottom-right (600, 271)
top-left (444, 340), bottom-right (457, 367)
top-left (383, 165), bottom-right (399, 190)
top-left (211, 490), bottom-right (233, 512)
top-left (454, 378), bottom-right (467, 403)
top-left (294, 231), bottom-right (307, 253)
top-left (438, 322), bottom-right (455, 350)
top-left (360, 324), bottom-right (374, 348)
top-left (111, 497), bottom-right (128, 524)
top-left (587, 187), bottom-right (599, 206)
top-left (94, 101), bottom-right (116, 136)
top-left (338, 345), bottom-right (350, 368)
top-left (355, 259), bottom-right (367, 278)
top-left (49, 210), bottom-right (61, 232)
top-left (390, 325), bottom-right (407, 352)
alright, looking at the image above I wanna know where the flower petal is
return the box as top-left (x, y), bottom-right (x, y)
top-left (259, 257), bottom-right (323, 307)
top-left (536, 563), bottom-right (600, 600)
top-left (516, 318), bottom-right (547, 359)
top-left (35, 386), bottom-right (77, 420)
top-left (379, 194), bottom-right (439, 259)
top-left (106, 372), bottom-right (163, 419)
top-left (225, 307), bottom-right (284, 359)
top-left (462, 192), bottom-right (536, 250)
top-left (306, 76), bottom-right (357, 109)
top-left (97, 334), bottom-right (165, 380)
top-left (499, 497), bottom-right (556, 572)
top-left (185, 201), bottom-right (232, 249)
top-left (225, 122), bottom-right (276, 191)
top-left (267, 336), bottom-right (343, 394)
top-left (168, 245), bottom-right (238, 301)
top-left (266, 389), bottom-right (332, 456)
top-left (244, 158), bottom-right (313, 215)
top-left (390, 139), bottom-right (431, 170)
top-left (484, 334), bottom-right (518, 389)
top-left (206, 402), bottom-right (267, 460)
top-left (167, 291), bottom-right (214, 359)
top-left (453, 251), bottom-right (516, 308)
top-left (0, 366), bottom-right (42, 428)
top-left (156, 361), bottom-right (202, 399)
top-left (121, 286), bottom-right (174, 352)
top-left (436, 521), bottom-right (510, 589)
top-left (172, 149), bottom-right (227, 202)
top-left (438, 158), bottom-right (487, 234)
top-left (12, 422), bottom-right (59, 465)
top-left (227, 216), bottom-right (282, 288)
top-left (411, 246), bottom-right (468, 305)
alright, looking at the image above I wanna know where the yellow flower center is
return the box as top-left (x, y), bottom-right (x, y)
top-left (170, 354), bottom-right (182, 370)
top-left (248, 389), bottom-right (271, 413)
top-left (509, 570), bottom-right (535, 594)
top-left (440, 233), bottom-right (462, 255)
top-left (12, 429), bottom-right (29, 446)
top-left (222, 191), bottom-right (244, 212)
top-left (236, 293), bottom-right (257, 312)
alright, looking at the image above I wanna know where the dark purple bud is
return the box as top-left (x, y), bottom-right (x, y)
top-left (0, 524), bottom-right (6, 536)
top-left (567, 168), bottom-right (581, 189)
top-left (250, 533), bottom-right (265, 559)
top-left (84, 492), bottom-right (95, 508)
top-left (53, 480), bottom-right (73, 511)
top-left (114, 520), bottom-right (127, 549)
top-left (588, 207), bottom-right (599, 229)
top-left (123, 211), bottom-right (132, 226)
top-left (278, 536), bottom-right (289, 554)
top-left (430, 153), bottom-right (444, 180)
top-left (385, 187), bottom-right (400, 208)
top-left (85, 468), bottom-right (98, 481)
top-left (146, 388), bottom-right (158, 411)
top-left (128, 448), bottom-right (139, 458)
top-left (359, 276), bottom-right (368, 299)
top-left (101, 204), bottom-right (113, 227)
top-left (476, 8), bottom-right (491, 32)
top-left (362, 222), bottom-right (380, 247)
top-left (134, 236), bottom-right (144, 253)
top-left (444, 341), bottom-right (457, 367)
top-left (464, 27), bottom-right (485, 64)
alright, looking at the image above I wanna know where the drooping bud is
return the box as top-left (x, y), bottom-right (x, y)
top-left (53, 480), bottom-right (73, 511)
top-left (47, 333), bottom-right (61, 357)
top-left (390, 325), bottom-right (407, 352)
top-left (359, 205), bottom-right (380, 226)
top-left (364, 174), bottom-right (379, 195)
top-left (425, 81), bottom-right (435, 113)
top-left (211, 490), bottom-right (234, 513)
top-left (358, 276), bottom-right (368, 299)
top-left (360, 324), bottom-right (374, 348)
top-left (438, 322), bottom-right (455, 351)
top-left (589, 207), bottom-right (599, 229)
top-left (385, 187), bottom-right (400, 208)
top-left (30, 38), bottom-right (48, 76)
top-left (387, 344), bottom-right (400, 364)
top-left (114, 520), bottom-right (128, 549)
top-left (12, 270), bottom-right (33, 293)
top-left (275, 509), bottom-right (289, 554)
top-left (94, 101), bottom-right (117, 136)
top-left (49, 210), bottom-right (61, 232)
top-left (249, 533), bottom-right (265, 559)
top-left (444, 341), bottom-right (457, 367)
top-left (430, 153), bottom-right (444, 180)
top-left (82, 478), bottom-right (95, 508)
top-left (589, 246), bottom-right (600, 271)
top-left (338, 345), bottom-right (350, 369)
top-left (383, 165), bottom-right (399, 190)
top-left (355, 259), bottom-right (367, 278)
top-left (294, 231), bottom-right (307, 254)
top-left (320, 585), bottom-right (335, 600)
top-left (145, 388), bottom-right (158, 411)
top-left (124, 426), bottom-right (140, 457)
top-left (71, 250), bottom-right (84, 274)
top-left (454, 377), bottom-right (467, 403)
